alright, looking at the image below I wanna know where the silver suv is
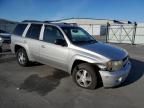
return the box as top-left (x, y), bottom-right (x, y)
top-left (11, 21), bottom-right (131, 89)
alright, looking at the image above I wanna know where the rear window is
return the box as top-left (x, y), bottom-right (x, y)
top-left (13, 24), bottom-right (28, 36)
top-left (26, 24), bottom-right (42, 40)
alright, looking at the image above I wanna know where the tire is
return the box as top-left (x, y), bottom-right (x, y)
top-left (72, 63), bottom-right (98, 89)
top-left (16, 48), bottom-right (30, 66)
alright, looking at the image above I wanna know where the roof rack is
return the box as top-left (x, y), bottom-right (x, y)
top-left (22, 20), bottom-right (78, 26)
top-left (22, 20), bottom-right (53, 23)
top-left (51, 22), bottom-right (78, 26)
top-left (22, 20), bottom-right (42, 23)
top-left (43, 21), bottom-right (53, 23)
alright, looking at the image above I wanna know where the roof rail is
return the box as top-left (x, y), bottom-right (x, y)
top-left (22, 20), bottom-right (53, 23)
top-left (22, 20), bottom-right (78, 26)
top-left (43, 21), bottom-right (54, 23)
top-left (22, 20), bottom-right (42, 23)
top-left (51, 22), bottom-right (78, 26)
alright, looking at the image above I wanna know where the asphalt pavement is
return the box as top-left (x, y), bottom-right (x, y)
top-left (0, 43), bottom-right (144, 108)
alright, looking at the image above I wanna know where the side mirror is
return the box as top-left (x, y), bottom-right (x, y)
top-left (54, 39), bottom-right (67, 46)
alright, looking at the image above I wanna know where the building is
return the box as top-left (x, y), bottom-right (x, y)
top-left (54, 18), bottom-right (131, 42)
top-left (54, 18), bottom-right (130, 25)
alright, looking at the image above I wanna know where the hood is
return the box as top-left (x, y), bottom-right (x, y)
top-left (80, 42), bottom-right (127, 60)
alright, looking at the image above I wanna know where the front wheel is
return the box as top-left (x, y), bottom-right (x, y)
top-left (16, 48), bottom-right (30, 66)
top-left (72, 63), bottom-right (98, 89)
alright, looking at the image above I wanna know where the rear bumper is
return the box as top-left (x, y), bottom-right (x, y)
top-left (99, 61), bottom-right (131, 87)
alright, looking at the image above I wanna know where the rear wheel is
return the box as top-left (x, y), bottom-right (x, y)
top-left (72, 63), bottom-right (98, 89)
top-left (16, 48), bottom-right (30, 66)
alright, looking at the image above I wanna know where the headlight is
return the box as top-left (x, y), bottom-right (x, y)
top-left (106, 60), bottom-right (123, 71)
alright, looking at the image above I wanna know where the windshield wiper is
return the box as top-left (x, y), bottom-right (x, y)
top-left (86, 40), bottom-right (97, 43)
top-left (73, 40), bottom-right (97, 45)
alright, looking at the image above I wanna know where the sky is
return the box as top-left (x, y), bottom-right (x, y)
top-left (0, 0), bottom-right (144, 22)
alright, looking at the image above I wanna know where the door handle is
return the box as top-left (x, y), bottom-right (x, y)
top-left (41, 45), bottom-right (45, 48)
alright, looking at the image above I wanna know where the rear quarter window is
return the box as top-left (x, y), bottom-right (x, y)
top-left (13, 24), bottom-right (28, 36)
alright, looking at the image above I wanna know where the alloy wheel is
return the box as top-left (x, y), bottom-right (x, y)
top-left (76, 69), bottom-right (92, 87)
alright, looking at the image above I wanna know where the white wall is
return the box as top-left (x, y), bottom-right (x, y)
top-left (135, 23), bottom-right (144, 44)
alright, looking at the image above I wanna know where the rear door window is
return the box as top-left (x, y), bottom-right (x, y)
top-left (13, 24), bottom-right (28, 36)
top-left (26, 24), bottom-right (42, 40)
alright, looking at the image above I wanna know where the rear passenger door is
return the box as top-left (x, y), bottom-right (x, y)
top-left (25, 24), bottom-right (42, 60)
top-left (39, 25), bottom-right (69, 71)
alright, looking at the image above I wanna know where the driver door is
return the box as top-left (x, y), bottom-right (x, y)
top-left (39, 25), bottom-right (69, 71)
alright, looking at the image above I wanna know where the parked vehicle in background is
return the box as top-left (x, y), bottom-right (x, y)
top-left (11, 21), bottom-right (131, 89)
top-left (0, 30), bottom-right (11, 44)
top-left (0, 36), bottom-right (3, 52)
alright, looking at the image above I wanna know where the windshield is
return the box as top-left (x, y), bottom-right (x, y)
top-left (61, 26), bottom-right (97, 45)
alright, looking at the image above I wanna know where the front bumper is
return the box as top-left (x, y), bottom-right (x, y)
top-left (99, 61), bottom-right (131, 87)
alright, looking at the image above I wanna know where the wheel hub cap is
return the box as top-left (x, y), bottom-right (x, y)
top-left (18, 52), bottom-right (26, 64)
top-left (76, 69), bottom-right (92, 87)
